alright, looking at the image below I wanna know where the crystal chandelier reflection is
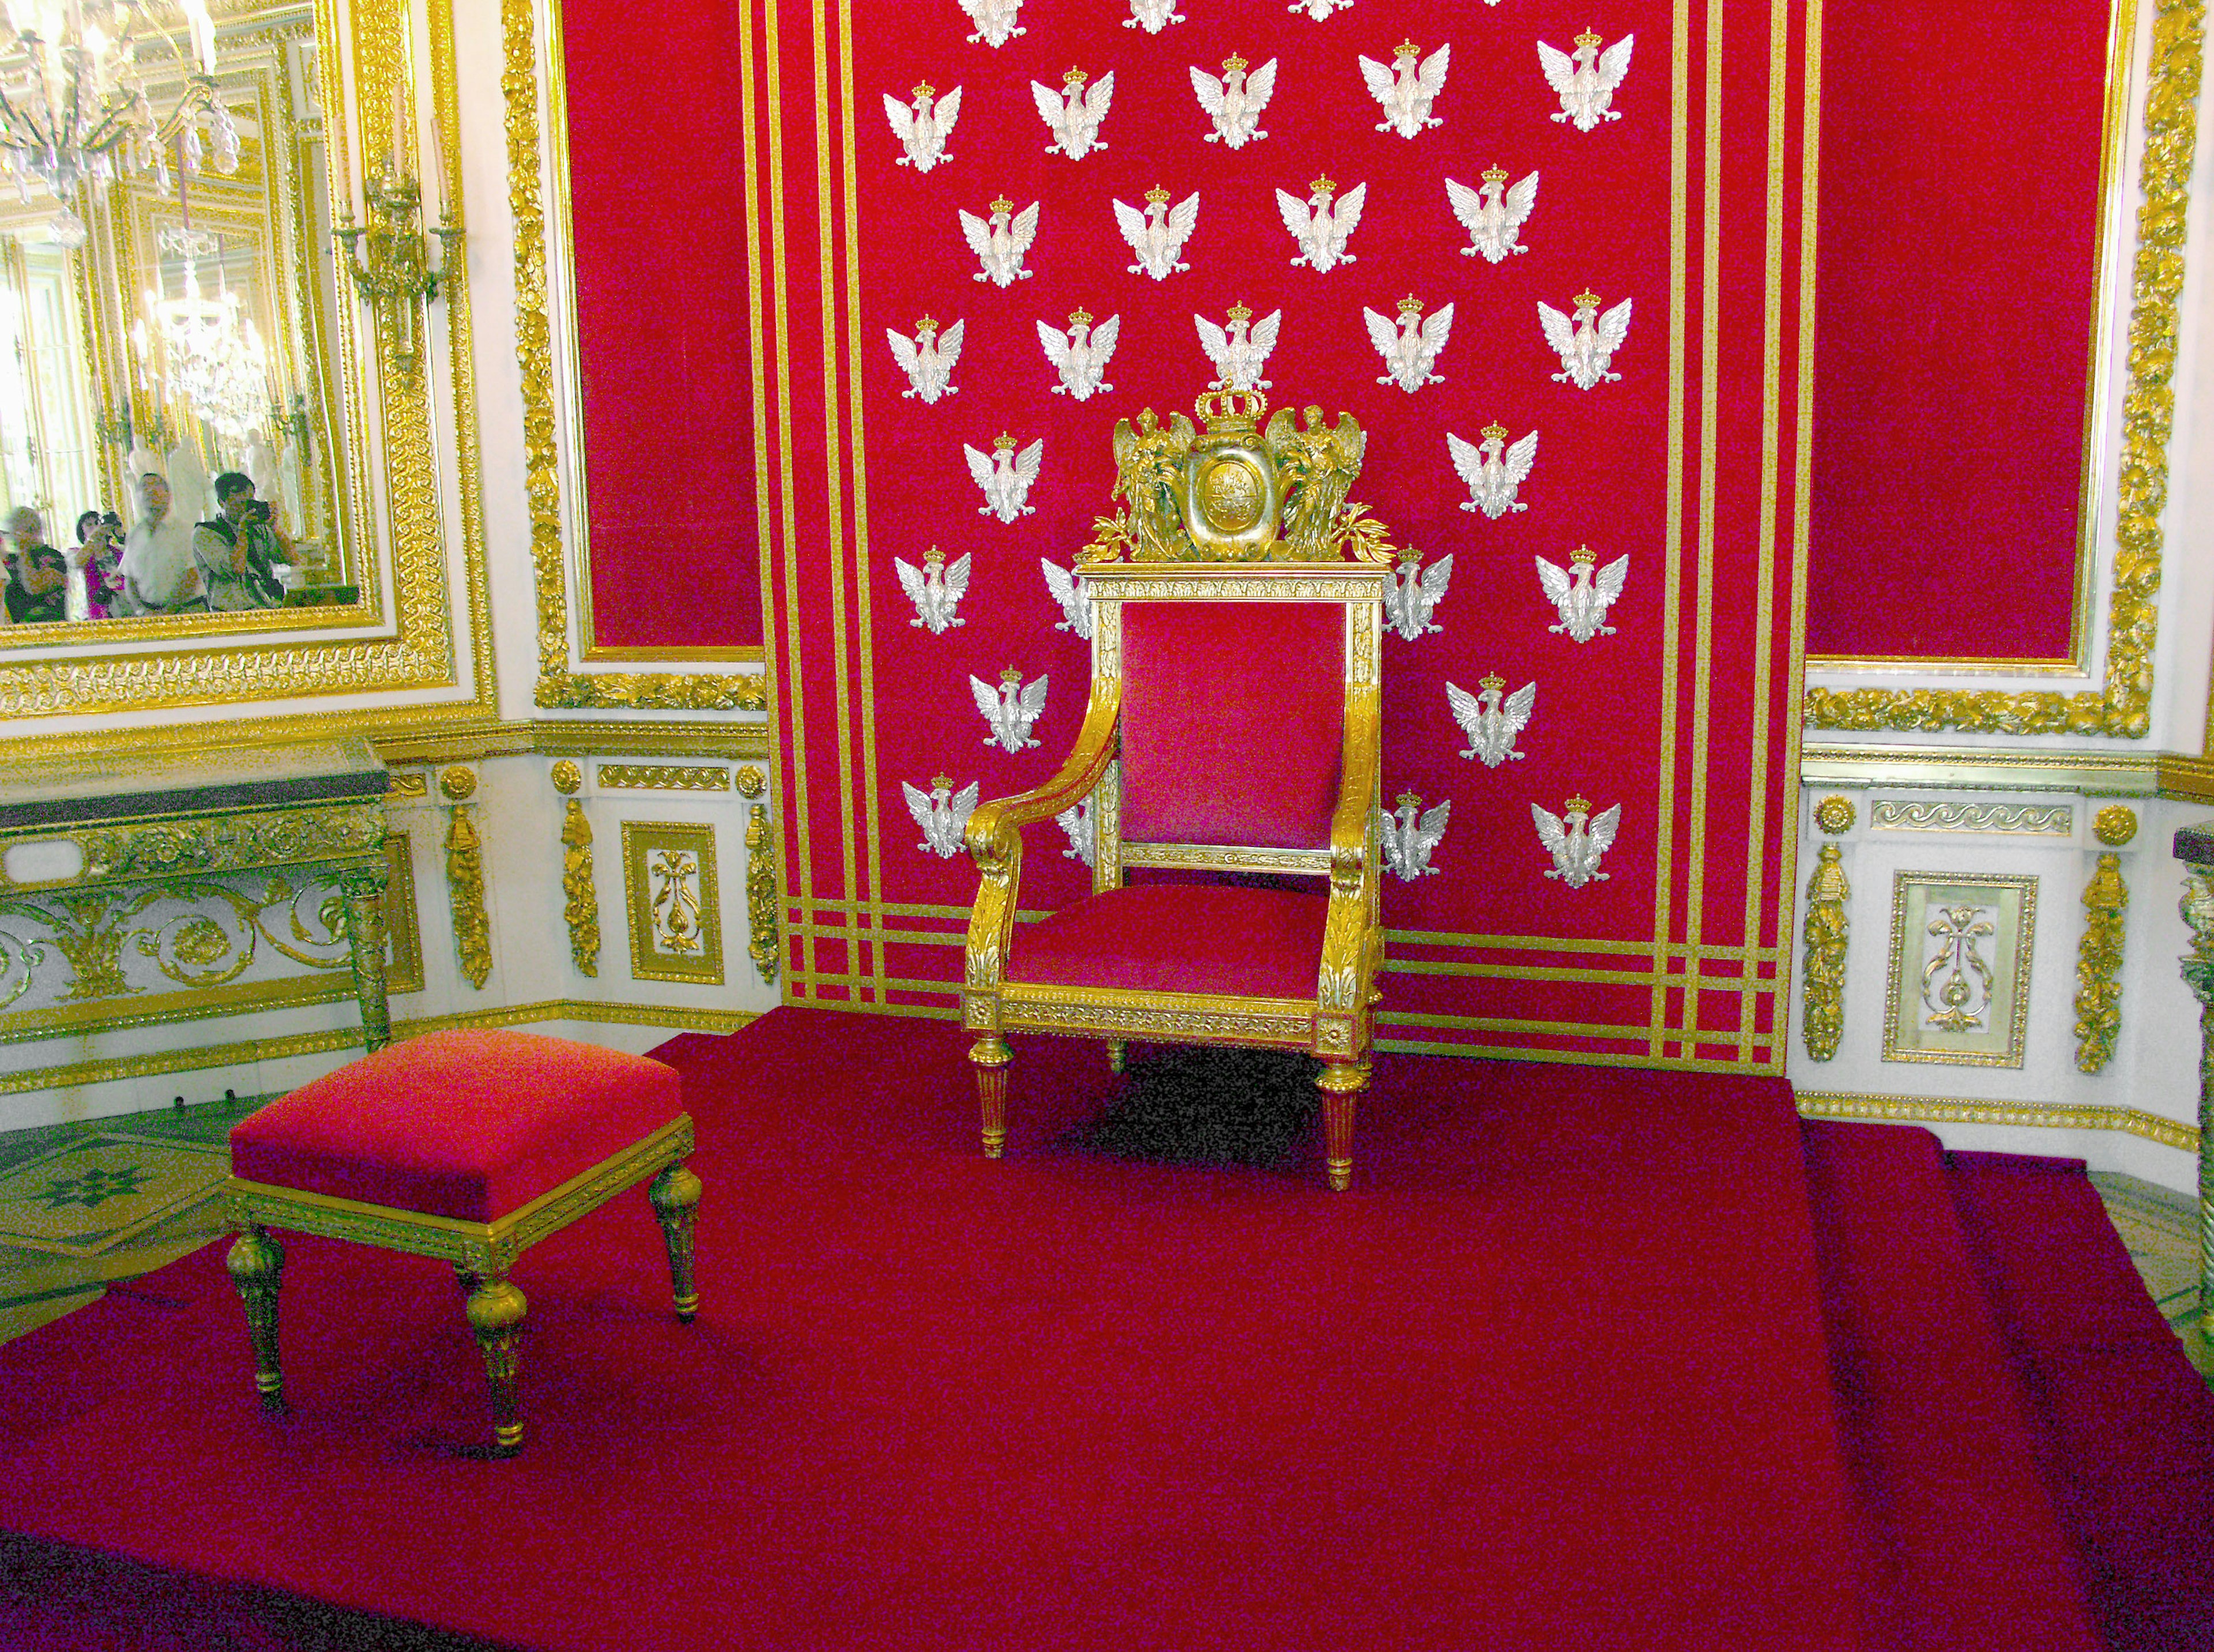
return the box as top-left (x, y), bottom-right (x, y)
top-left (0, 1), bottom-right (238, 226)
top-left (140, 246), bottom-right (268, 454)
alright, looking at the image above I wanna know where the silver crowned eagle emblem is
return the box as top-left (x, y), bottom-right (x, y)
top-left (958, 0), bottom-right (1026, 48)
top-left (1034, 67), bottom-right (1113, 160)
top-left (884, 82), bottom-right (961, 173)
top-left (1288, 0), bottom-right (1354, 17)
top-left (1537, 544), bottom-right (1629, 642)
top-left (1041, 558), bottom-right (1094, 638)
top-left (960, 196), bottom-right (1040, 288)
top-left (1447, 673), bottom-right (1537, 767)
top-left (1360, 39), bottom-right (1450, 139)
top-left (886, 315), bottom-right (963, 404)
top-left (1539, 289), bottom-right (1632, 388)
top-left (1365, 295), bottom-right (1452, 393)
top-left (1383, 544), bottom-right (1452, 641)
top-left (895, 545), bottom-right (972, 635)
top-left (1532, 796), bottom-right (1621, 889)
top-left (966, 433), bottom-right (1044, 522)
top-left (973, 667), bottom-right (1049, 754)
top-left (1448, 423), bottom-right (1538, 518)
top-left (1539, 29), bottom-right (1635, 131)
top-left (1279, 174), bottom-right (1365, 272)
top-left (1447, 165), bottom-right (1538, 262)
top-left (904, 774), bottom-right (979, 859)
top-left (1379, 791), bottom-right (1451, 880)
top-left (1125, 0), bottom-right (1185, 32)
top-left (1193, 54), bottom-right (1277, 148)
top-left (1116, 186), bottom-right (1200, 280)
top-left (1196, 301), bottom-right (1281, 392)
top-left (1038, 307), bottom-right (1120, 401)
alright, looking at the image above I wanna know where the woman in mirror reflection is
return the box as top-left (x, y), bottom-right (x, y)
top-left (71, 510), bottom-right (127, 620)
top-left (2, 509), bottom-right (66, 626)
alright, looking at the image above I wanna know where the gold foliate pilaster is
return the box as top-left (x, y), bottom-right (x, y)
top-left (502, 0), bottom-right (764, 716)
top-left (1803, 0), bottom-right (2202, 738)
top-left (2073, 852), bottom-right (2129, 1073)
top-left (440, 766), bottom-right (491, 989)
top-left (744, 803), bottom-right (780, 987)
top-left (551, 761), bottom-right (598, 979)
top-left (1802, 797), bottom-right (1854, 1063)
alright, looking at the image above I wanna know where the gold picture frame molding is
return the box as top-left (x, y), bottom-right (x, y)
top-left (0, 0), bottom-right (496, 743)
top-left (1802, 0), bottom-right (2200, 737)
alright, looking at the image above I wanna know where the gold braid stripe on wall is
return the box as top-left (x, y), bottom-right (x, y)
top-left (1803, 0), bottom-right (2203, 738)
top-left (501, 0), bottom-right (764, 715)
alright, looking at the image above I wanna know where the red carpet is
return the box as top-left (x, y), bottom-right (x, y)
top-left (0, 1007), bottom-right (2206, 1649)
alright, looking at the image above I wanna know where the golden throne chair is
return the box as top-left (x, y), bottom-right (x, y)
top-left (960, 389), bottom-right (1392, 1190)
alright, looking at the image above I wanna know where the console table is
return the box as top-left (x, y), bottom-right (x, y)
top-left (0, 739), bottom-right (393, 1052)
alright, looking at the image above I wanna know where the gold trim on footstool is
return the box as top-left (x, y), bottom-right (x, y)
top-left (224, 1113), bottom-right (698, 1455)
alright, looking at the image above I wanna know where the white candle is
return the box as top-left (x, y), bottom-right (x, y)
top-left (423, 92), bottom-right (445, 221)
top-left (390, 81), bottom-right (404, 177)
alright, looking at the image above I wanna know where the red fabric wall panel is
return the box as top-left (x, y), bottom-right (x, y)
top-left (1806, 1), bottom-right (2114, 662)
top-left (560, 0), bottom-right (763, 652)
top-left (760, 1), bottom-right (1814, 1070)
top-left (1120, 604), bottom-right (1344, 849)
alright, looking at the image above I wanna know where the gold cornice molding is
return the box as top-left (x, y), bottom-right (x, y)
top-left (504, 0), bottom-right (766, 716)
top-left (1802, 744), bottom-right (2159, 795)
top-left (1802, 0), bottom-right (2202, 739)
top-left (0, 999), bottom-right (758, 1097)
top-left (1797, 1089), bottom-right (2197, 1152)
top-left (530, 720), bottom-right (771, 760)
top-left (2161, 753), bottom-right (2214, 802)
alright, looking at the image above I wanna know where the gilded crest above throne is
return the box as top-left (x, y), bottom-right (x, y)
top-left (1087, 389), bottom-right (1394, 565)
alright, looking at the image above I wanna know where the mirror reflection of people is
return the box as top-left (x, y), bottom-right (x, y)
top-left (120, 473), bottom-right (204, 614)
top-left (71, 509), bottom-right (127, 619)
top-left (195, 471), bottom-right (287, 611)
top-left (3, 507), bottom-right (67, 625)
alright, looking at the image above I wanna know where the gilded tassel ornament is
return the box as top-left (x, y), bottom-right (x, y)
top-left (560, 800), bottom-right (600, 977)
top-left (744, 802), bottom-right (780, 986)
top-left (442, 767), bottom-right (491, 989)
top-left (1801, 844), bottom-right (1850, 1061)
top-left (2073, 853), bottom-right (2129, 1074)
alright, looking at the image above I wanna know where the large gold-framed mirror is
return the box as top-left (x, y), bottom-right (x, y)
top-left (0, 0), bottom-right (484, 734)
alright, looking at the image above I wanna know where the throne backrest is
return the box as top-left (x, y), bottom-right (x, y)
top-left (1116, 599), bottom-right (1350, 853)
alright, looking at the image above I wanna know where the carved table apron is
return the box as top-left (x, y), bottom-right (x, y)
top-left (0, 738), bottom-right (393, 1053)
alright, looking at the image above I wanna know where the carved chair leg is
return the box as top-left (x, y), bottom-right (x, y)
top-left (970, 1033), bottom-right (1012, 1159)
top-left (650, 1161), bottom-right (703, 1322)
top-left (1315, 1058), bottom-right (1370, 1193)
top-left (1106, 1039), bottom-right (1127, 1074)
top-left (226, 1224), bottom-right (288, 1414)
top-left (464, 1277), bottom-right (529, 1458)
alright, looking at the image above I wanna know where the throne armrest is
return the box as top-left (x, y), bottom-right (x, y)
top-left (1327, 684), bottom-right (1382, 898)
top-left (1316, 684), bottom-right (1382, 1041)
top-left (964, 689), bottom-right (1122, 865)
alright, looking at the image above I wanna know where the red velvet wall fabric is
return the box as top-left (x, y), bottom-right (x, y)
top-left (748, 1), bottom-right (1815, 1070)
top-left (1805, 1), bottom-right (2115, 662)
top-left (1120, 603), bottom-right (1343, 849)
top-left (559, 0), bottom-right (764, 652)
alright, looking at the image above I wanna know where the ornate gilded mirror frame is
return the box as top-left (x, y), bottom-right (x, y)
top-left (0, 0), bottom-right (492, 754)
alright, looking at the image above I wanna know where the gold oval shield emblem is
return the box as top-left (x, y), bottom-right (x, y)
top-left (1196, 456), bottom-right (1265, 533)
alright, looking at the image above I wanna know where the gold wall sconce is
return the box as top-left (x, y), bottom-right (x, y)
top-left (333, 160), bottom-right (460, 375)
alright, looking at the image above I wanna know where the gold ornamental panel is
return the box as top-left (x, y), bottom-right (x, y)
top-left (620, 821), bottom-right (724, 986)
top-left (1882, 871), bottom-right (2040, 1069)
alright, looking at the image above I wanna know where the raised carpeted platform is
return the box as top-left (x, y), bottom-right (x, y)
top-left (0, 1007), bottom-right (2207, 1649)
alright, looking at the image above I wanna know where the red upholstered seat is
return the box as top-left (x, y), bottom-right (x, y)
top-left (1007, 883), bottom-right (1327, 1000)
top-left (230, 1030), bottom-right (684, 1223)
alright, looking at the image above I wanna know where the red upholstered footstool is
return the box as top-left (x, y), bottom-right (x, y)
top-left (223, 1029), bottom-right (699, 1457)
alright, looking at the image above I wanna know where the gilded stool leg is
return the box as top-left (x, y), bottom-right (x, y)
top-left (464, 1277), bottom-right (529, 1457)
top-left (225, 1224), bottom-right (288, 1414)
top-left (1315, 1059), bottom-right (1370, 1193)
top-left (1106, 1040), bottom-right (1127, 1074)
top-left (970, 1033), bottom-right (1012, 1160)
top-left (649, 1162), bottom-right (703, 1322)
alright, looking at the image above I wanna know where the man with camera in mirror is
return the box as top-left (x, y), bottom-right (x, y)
top-left (194, 472), bottom-right (289, 612)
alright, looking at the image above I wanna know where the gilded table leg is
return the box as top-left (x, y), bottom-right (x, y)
top-left (650, 1161), bottom-right (703, 1322)
top-left (338, 859), bottom-right (393, 1055)
top-left (452, 1262), bottom-right (480, 1299)
top-left (225, 1224), bottom-right (288, 1414)
top-left (1315, 1059), bottom-right (1370, 1193)
top-left (970, 1033), bottom-right (1012, 1160)
top-left (464, 1277), bottom-right (529, 1457)
top-left (1106, 1040), bottom-right (1127, 1074)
